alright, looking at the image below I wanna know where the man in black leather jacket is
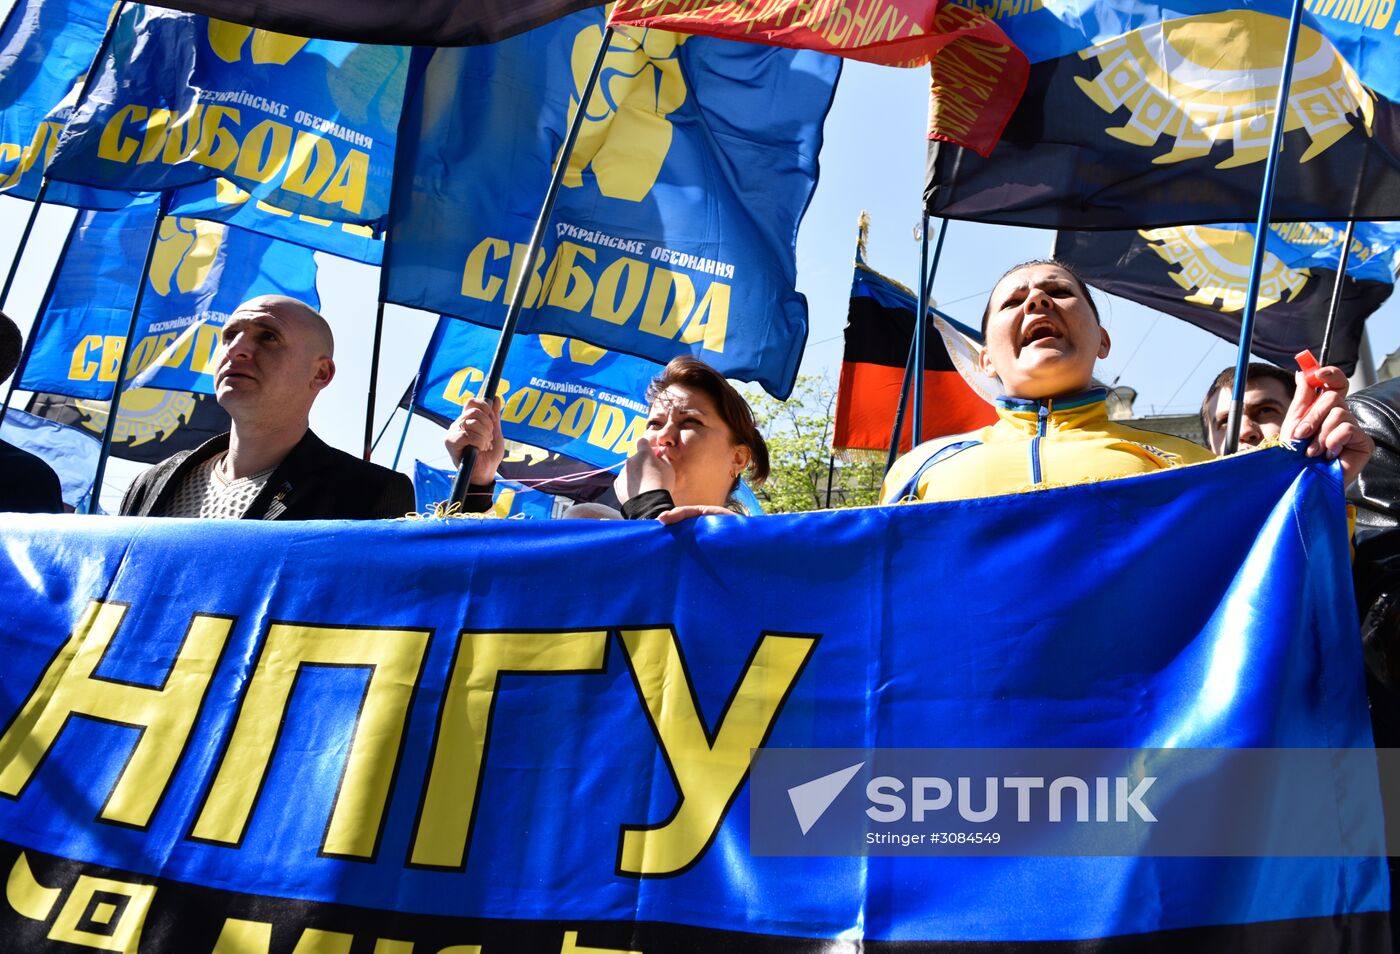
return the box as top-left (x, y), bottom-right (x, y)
top-left (118, 296), bottom-right (494, 520)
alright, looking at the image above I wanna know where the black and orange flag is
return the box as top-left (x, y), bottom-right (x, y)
top-left (610, 0), bottom-right (1028, 155)
top-left (833, 248), bottom-right (997, 452)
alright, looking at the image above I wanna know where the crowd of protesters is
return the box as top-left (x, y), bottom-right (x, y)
top-left (0, 262), bottom-right (1382, 521)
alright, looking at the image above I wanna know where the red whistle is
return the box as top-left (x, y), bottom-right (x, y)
top-left (1295, 349), bottom-right (1324, 389)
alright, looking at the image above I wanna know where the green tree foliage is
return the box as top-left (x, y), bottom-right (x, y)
top-left (746, 375), bottom-right (885, 513)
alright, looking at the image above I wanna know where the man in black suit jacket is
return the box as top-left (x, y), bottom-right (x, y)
top-left (0, 312), bottom-right (62, 514)
top-left (120, 295), bottom-right (502, 520)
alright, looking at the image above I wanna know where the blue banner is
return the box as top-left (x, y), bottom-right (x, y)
top-left (0, 0), bottom-right (112, 201)
top-left (0, 449), bottom-right (1384, 949)
top-left (414, 317), bottom-right (656, 473)
top-left (18, 196), bottom-right (319, 399)
top-left (413, 458), bottom-right (555, 518)
top-left (384, 13), bottom-right (839, 400)
top-left (46, 4), bottom-right (406, 227)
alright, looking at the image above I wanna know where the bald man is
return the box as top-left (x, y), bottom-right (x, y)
top-left (120, 296), bottom-right (431, 520)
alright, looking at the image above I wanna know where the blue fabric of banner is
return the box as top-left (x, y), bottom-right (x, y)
top-left (0, 449), bottom-right (1383, 944)
top-left (45, 4), bottom-right (406, 228)
top-left (384, 12), bottom-right (839, 400)
top-left (18, 195), bottom-right (319, 399)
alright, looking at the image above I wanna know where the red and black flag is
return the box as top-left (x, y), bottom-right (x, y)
top-left (1054, 226), bottom-right (1394, 375)
top-left (610, 0), bottom-right (1028, 155)
top-left (926, 6), bottom-right (1400, 227)
top-left (834, 261), bottom-right (997, 452)
top-left (142, 0), bottom-right (604, 46)
top-left (26, 389), bottom-right (229, 466)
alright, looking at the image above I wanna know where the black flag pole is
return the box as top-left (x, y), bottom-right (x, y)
top-left (446, 25), bottom-right (614, 509)
top-left (391, 373), bottom-right (421, 471)
top-left (1318, 219), bottom-right (1356, 368)
top-left (1223, 0), bottom-right (1306, 455)
top-left (884, 217), bottom-right (948, 475)
top-left (87, 191), bottom-right (171, 514)
top-left (0, 180), bottom-right (48, 312)
top-left (0, 180), bottom-right (52, 430)
top-left (363, 297), bottom-right (387, 461)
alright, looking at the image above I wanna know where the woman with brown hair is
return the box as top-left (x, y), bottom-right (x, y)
top-left (570, 355), bottom-right (770, 521)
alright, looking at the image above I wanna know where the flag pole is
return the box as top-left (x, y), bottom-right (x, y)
top-left (391, 373), bottom-right (420, 471)
top-left (0, 180), bottom-right (48, 313)
top-left (885, 217), bottom-right (948, 474)
top-left (1318, 219), bottom-right (1356, 367)
top-left (912, 213), bottom-right (931, 446)
top-left (87, 191), bottom-right (170, 514)
top-left (0, 192), bottom-right (70, 431)
top-left (1223, 0), bottom-right (1307, 455)
top-left (363, 297), bottom-right (387, 460)
top-left (447, 25), bottom-right (614, 509)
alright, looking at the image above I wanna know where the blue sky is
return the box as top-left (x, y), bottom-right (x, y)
top-left (3, 56), bottom-right (1396, 512)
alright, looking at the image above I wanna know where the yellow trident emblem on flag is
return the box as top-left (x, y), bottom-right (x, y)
top-left (561, 24), bottom-right (689, 202)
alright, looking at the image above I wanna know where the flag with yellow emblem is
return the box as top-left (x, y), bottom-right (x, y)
top-left (17, 195), bottom-right (319, 401)
top-left (1054, 222), bottom-right (1399, 373)
top-left (383, 8), bottom-right (839, 400)
top-left (927, 0), bottom-right (1400, 226)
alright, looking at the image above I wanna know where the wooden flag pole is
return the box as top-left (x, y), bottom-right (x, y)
top-left (87, 191), bottom-right (170, 514)
top-left (0, 181), bottom-right (52, 430)
top-left (447, 25), bottom-right (614, 509)
top-left (1223, 0), bottom-right (1307, 455)
top-left (1318, 219), bottom-right (1356, 367)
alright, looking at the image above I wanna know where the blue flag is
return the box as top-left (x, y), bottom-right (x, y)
top-left (46, 4), bottom-right (406, 228)
top-left (0, 405), bottom-right (98, 509)
top-left (170, 177), bottom-right (382, 264)
top-left (0, 0), bottom-right (112, 201)
top-left (18, 196), bottom-right (319, 399)
top-left (0, 450), bottom-right (1383, 949)
top-left (385, 13), bottom-right (839, 399)
top-left (414, 317), bottom-right (656, 473)
top-left (413, 459), bottom-right (555, 518)
top-left (1266, 221), bottom-right (1400, 283)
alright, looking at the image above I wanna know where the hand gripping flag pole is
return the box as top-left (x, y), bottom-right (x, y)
top-left (1224, 0), bottom-right (1307, 454)
top-left (0, 180), bottom-right (50, 430)
top-left (1319, 219), bottom-right (1356, 367)
top-left (447, 25), bottom-right (614, 509)
top-left (884, 217), bottom-right (948, 475)
top-left (87, 190), bottom-right (171, 514)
